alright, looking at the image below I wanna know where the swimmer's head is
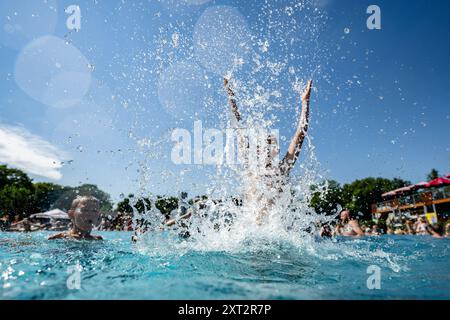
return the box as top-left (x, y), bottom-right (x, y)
top-left (68, 196), bottom-right (101, 233)
top-left (340, 210), bottom-right (351, 222)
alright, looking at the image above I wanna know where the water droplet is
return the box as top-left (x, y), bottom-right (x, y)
top-left (172, 32), bottom-right (180, 47)
top-left (285, 6), bottom-right (294, 16)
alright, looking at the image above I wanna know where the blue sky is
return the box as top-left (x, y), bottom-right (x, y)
top-left (0, 0), bottom-right (449, 203)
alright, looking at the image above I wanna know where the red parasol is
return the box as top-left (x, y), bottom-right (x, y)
top-left (424, 177), bottom-right (450, 188)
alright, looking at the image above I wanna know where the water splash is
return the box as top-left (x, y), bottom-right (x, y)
top-left (129, 0), bottom-right (334, 252)
top-left (121, 0), bottom-right (407, 275)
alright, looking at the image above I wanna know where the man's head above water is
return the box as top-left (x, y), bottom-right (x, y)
top-left (340, 209), bottom-right (352, 222)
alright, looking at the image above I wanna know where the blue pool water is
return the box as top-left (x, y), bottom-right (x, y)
top-left (0, 231), bottom-right (449, 300)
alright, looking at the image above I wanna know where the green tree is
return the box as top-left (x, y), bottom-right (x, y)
top-left (0, 165), bottom-right (33, 189)
top-left (0, 185), bottom-right (34, 219)
top-left (0, 165), bottom-right (35, 219)
top-left (427, 169), bottom-right (440, 181)
top-left (33, 182), bottom-right (65, 213)
top-left (155, 196), bottom-right (179, 218)
top-left (117, 195), bottom-right (133, 214)
top-left (116, 194), bottom-right (151, 214)
top-left (0, 165), bottom-right (113, 220)
top-left (309, 180), bottom-right (343, 215)
top-left (52, 184), bottom-right (113, 212)
top-left (341, 177), bottom-right (410, 220)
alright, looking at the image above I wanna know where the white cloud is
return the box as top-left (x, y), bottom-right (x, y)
top-left (0, 124), bottom-right (67, 180)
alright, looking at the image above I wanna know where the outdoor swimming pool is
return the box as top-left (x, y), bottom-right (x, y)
top-left (0, 232), bottom-right (449, 300)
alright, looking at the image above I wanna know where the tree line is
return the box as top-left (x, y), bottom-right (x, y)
top-left (0, 165), bottom-right (187, 222)
top-left (0, 165), bottom-right (113, 221)
top-left (0, 164), bottom-right (441, 223)
top-left (310, 169), bottom-right (442, 221)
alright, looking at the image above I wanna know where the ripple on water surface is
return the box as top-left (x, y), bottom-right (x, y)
top-left (0, 232), bottom-right (449, 299)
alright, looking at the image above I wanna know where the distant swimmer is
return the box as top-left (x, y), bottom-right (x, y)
top-left (224, 77), bottom-right (313, 225)
top-left (334, 210), bottom-right (364, 237)
top-left (415, 216), bottom-right (442, 238)
top-left (445, 222), bottom-right (450, 237)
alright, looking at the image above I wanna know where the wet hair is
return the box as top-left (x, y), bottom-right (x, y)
top-left (340, 209), bottom-right (354, 220)
top-left (70, 196), bottom-right (100, 212)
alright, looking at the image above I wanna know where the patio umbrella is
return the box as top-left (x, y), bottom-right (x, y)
top-left (424, 177), bottom-right (450, 188)
top-left (414, 181), bottom-right (429, 189)
top-left (30, 209), bottom-right (69, 220)
top-left (382, 185), bottom-right (416, 198)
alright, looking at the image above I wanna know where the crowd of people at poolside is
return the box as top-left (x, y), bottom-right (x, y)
top-left (2, 196), bottom-right (449, 241)
top-left (0, 210), bottom-right (134, 233)
top-left (319, 209), bottom-right (450, 239)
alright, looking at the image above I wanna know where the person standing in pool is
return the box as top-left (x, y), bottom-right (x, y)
top-left (414, 216), bottom-right (441, 238)
top-left (48, 196), bottom-right (103, 241)
top-left (0, 215), bottom-right (11, 231)
top-left (224, 77), bottom-right (313, 224)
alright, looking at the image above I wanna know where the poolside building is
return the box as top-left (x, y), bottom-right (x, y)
top-left (372, 176), bottom-right (450, 224)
